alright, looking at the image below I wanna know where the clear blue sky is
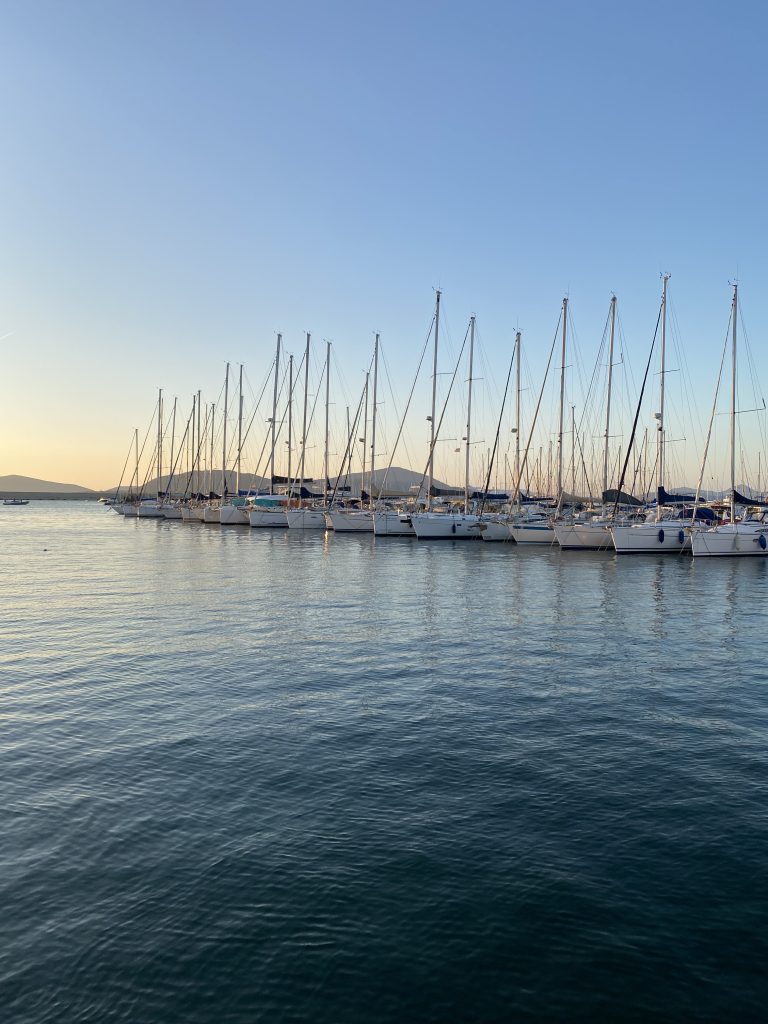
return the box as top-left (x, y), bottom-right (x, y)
top-left (1, 0), bottom-right (766, 488)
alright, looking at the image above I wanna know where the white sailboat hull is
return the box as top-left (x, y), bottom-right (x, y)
top-left (610, 522), bottom-right (691, 553)
top-left (286, 508), bottom-right (327, 530)
top-left (691, 523), bottom-right (768, 557)
top-left (220, 504), bottom-right (250, 525)
top-left (137, 502), bottom-right (164, 518)
top-left (162, 506), bottom-right (183, 520)
top-left (324, 510), bottom-right (374, 532)
top-left (554, 522), bottom-right (613, 550)
top-left (249, 508), bottom-right (288, 528)
top-left (508, 522), bottom-right (556, 545)
top-left (411, 513), bottom-right (481, 539)
top-left (373, 511), bottom-right (416, 536)
top-left (477, 518), bottom-right (514, 542)
top-left (203, 505), bottom-right (220, 524)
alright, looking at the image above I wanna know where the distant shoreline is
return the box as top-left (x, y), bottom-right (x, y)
top-left (0, 492), bottom-right (99, 501)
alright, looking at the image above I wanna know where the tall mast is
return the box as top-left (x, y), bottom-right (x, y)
top-left (169, 396), bottom-right (177, 497)
top-left (657, 273), bottom-right (670, 521)
top-left (287, 354), bottom-right (294, 488)
top-left (221, 362), bottom-right (229, 497)
top-left (209, 403), bottom-right (216, 497)
top-left (134, 427), bottom-right (139, 495)
top-left (556, 297), bottom-right (567, 501)
top-left (369, 334), bottom-right (379, 509)
top-left (298, 333), bottom-right (310, 500)
top-left (270, 335), bottom-right (281, 494)
top-left (603, 295), bottom-right (617, 498)
top-left (361, 372), bottom-right (369, 501)
top-left (427, 289), bottom-right (441, 510)
top-left (236, 364), bottom-right (243, 495)
top-left (730, 282), bottom-right (738, 524)
top-left (515, 331), bottom-right (522, 511)
top-left (189, 393), bottom-right (195, 482)
top-left (196, 390), bottom-right (201, 494)
top-left (324, 341), bottom-right (331, 501)
top-left (571, 405), bottom-right (576, 500)
top-left (464, 315), bottom-right (475, 513)
top-left (157, 388), bottom-right (163, 498)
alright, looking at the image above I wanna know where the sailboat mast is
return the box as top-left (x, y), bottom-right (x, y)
top-left (209, 404), bottom-right (216, 497)
top-left (731, 282), bottom-right (738, 524)
top-left (464, 315), bottom-right (475, 514)
top-left (196, 390), bottom-right (201, 494)
top-left (657, 273), bottom-right (670, 521)
top-left (189, 393), bottom-right (195, 483)
top-left (361, 372), bottom-right (369, 500)
top-left (324, 341), bottom-right (331, 501)
top-left (270, 335), bottom-right (281, 495)
top-left (369, 334), bottom-right (379, 509)
top-left (427, 290), bottom-right (441, 510)
top-left (515, 331), bottom-right (521, 511)
top-left (157, 388), bottom-right (163, 497)
top-left (221, 362), bottom-right (229, 497)
top-left (134, 427), bottom-right (139, 495)
top-left (298, 333), bottom-right (310, 499)
top-left (556, 297), bottom-right (567, 501)
top-left (169, 397), bottom-right (177, 497)
top-left (236, 364), bottom-right (243, 495)
top-left (603, 295), bottom-right (616, 497)
top-left (571, 405), bottom-right (576, 500)
top-left (287, 354), bottom-right (294, 488)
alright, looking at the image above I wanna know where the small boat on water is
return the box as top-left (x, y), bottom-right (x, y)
top-left (3, 498), bottom-right (29, 506)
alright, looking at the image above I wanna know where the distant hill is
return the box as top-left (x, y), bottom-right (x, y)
top-left (111, 466), bottom-right (451, 498)
top-left (0, 474), bottom-right (96, 494)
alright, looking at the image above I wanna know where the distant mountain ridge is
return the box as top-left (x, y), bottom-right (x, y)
top-left (0, 474), bottom-right (95, 493)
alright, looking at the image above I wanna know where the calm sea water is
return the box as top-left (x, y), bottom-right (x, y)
top-left (2, 501), bottom-right (768, 1022)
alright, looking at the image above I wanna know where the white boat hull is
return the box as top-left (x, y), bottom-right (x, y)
top-left (286, 508), bottom-right (327, 530)
top-left (411, 513), bottom-right (481, 539)
top-left (162, 506), bottom-right (183, 520)
top-left (203, 506), bottom-right (220, 524)
top-left (324, 510), bottom-right (374, 532)
top-left (477, 519), bottom-right (513, 542)
top-left (137, 503), bottom-right (164, 518)
top-left (508, 522), bottom-right (556, 545)
top-left (373, 511), bottom-right (416, 536)
top-left (554, 522), bottom-right (613, 550)
top-left (249, 508), bottom-right (288, 528)
top-left (611, 522), bottom-right (691, 553)
top-left (220, 504), bottom-right (250, 525)
top-left (691, 523), bottom-right (768, 557)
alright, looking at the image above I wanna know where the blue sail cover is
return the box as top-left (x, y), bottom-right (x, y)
top-left (734, 489), bottom-right (768, 508)
top-left (657, 486), bottom-right (695, 505)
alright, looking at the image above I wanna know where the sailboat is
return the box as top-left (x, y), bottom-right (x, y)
top-left (325, 337), bottom-right (379, 533)
top-left (412, 311), bottom-right (482, 540)
top-left (509, 298), bottom-right (570, 545)
top-left (610, 275), bottom-right (693, 553)
top-left (554, 296), bottom-right (624, 550)
top-left (287, 339), bottom-right (333, 529)
top-left (250, 338), bottom-right (290, 528)
top-left (221, 364), bottom-right (251, 525)
top-left (692, 284), bottom-right (768, 557)
top-left (479, 329), bottom-right (523, 541)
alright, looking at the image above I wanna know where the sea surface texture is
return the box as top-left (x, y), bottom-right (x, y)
top-left (2, 502), bottom-right (768, 1023)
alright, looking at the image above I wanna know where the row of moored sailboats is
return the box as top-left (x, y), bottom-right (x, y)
top-left (109, 280), bottom-right (768, 556)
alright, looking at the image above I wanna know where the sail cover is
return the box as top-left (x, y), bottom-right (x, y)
top-left (734, 489), bottom-right (768, 508)
top-left (657, 486), bottom-right (695, 505)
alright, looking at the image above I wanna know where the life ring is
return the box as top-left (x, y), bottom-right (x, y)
top-left (760, 534), bottom-right (767, 550)
top-left (658, 529), bottom-right (665, 543)
top-left (678, 530), bottom-right (685, 544)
